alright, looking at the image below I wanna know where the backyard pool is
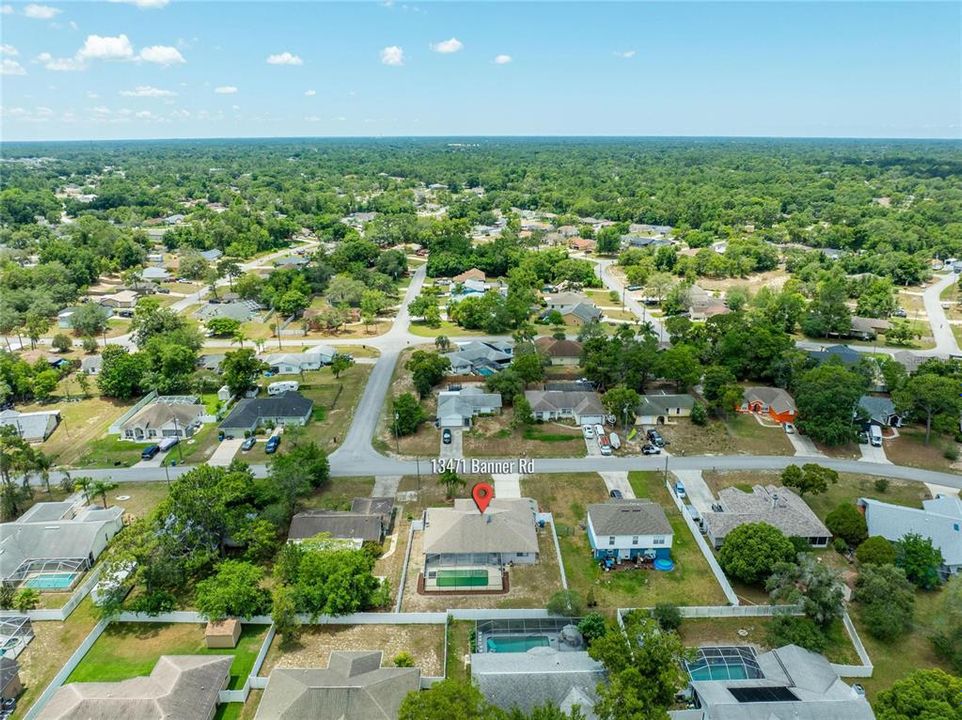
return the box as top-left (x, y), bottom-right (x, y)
top-left (486, 635), bottom-right (551, 653)
top-left (436, 568), bottom-right (489, 588)
top-left (24, 572), bottom-right (79, 590)
top-left (686, 646), bottom-right (764, 682)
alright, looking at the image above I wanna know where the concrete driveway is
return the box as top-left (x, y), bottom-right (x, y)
top-left (440, 428), bottom-right (463, 460)
top-left (209, 438), bottom-right (244, 467)
top-left (858, 442), bottom-right (891, 464)
top-left (600, 472), bottom-right (635, 499)
top-left (673, 470), bottom-right (716, 515)
top-left (493, 473), bottom-right (521, 499)
top-left (584, 433), bottom-right (603, 457)
top-left (132, 449), bottom-right (170, 469)
top-left (373, 476), bottom-right (402, 497)
top-left (787, 432), bottom-right (824, 458)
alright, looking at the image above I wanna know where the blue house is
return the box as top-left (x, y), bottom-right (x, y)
top-left (586, 501), bottom-right (673, 561)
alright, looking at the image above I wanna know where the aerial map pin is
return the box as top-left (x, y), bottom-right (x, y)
top-left (472, 482), bottom-right (495, 514)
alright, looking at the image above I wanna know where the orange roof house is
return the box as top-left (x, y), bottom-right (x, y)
top-left (739, 387), bottom-right (797, 424)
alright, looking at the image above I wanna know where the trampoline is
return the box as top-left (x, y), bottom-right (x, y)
top-left (686, 646), bottom-right (764, 682)
top-left (486, 635), bottom-right (551, 653)
top-left (436, 568), bottom-right (489, 588)
top-left (23, 572), bottom-right (79, 590)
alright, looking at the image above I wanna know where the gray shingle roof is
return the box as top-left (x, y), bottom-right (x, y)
top-left (288, 511), bottom-right (383, 543)
top-left (637, 393), bottom-right (695, 416)
top-left (39, 655), bottom-right (232, 720)
top-left (702, 485), bottom-right (830, 543)
top-left (255, 651), bottom-right (420, 720)
top-left (742, 387), bottom-right (796, 414)
top-left (857, 395), bottom-right (898, 425)
top-left (423, 498), bottom-right (538, 556)
top-left (587, 501), bottom-right (673, 536)
top-left (219, 391), bottom-right (313, 432)
top-left (0, 409), bottom-right (60, 442)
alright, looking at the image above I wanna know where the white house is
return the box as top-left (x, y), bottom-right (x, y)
top-left (586, 501), bottom-right (673, 561)
top-left (436, 387), bottom-right (502, 428)
top-left (262, 345), bottom-right (336, 375)
top-left (635, 393), bottom-right (696, 425)
top-left (524, 389), bottom-right (605, 426)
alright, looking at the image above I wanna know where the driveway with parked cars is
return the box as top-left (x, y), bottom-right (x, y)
top-left (209, 438), bottom-right (244, 467)
top-left (600, 472), bottom-right (635, 499)
top-left (440, 428), bottom-right (463, 460)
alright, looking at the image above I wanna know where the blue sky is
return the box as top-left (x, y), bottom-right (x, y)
top-left (1, 1), bottom-right (959, 141)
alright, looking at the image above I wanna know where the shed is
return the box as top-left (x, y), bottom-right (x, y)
top-left (205, 619), bottom-right (241, 649)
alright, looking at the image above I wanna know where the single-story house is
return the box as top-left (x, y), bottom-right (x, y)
top-left (262, 346), bottom-right (336, 375)
top-left (39, 655), bottom-right (232, 720)
top-left (675, 644), bottom-right (876, 720)
top-left (119, 396), bottom-right (205, 441)
top-left (739, 387), bottom-right (797, 424)
top-left (448, 279), bottom-right (498, 304)
top-left (636, 393), bottom-right (696, 425)
top-left (288, 510), bottom-right (385, 546)
top-left (274, 255), bottom-right (308, 268)
top-left (219, 391), bottom-right (314, 434)
top-left (0, 408), bottom-right (61, 442)
top-left (701, 485), bottom-right (831, 549)
top-left (541, 293), bottom-right (602, 326)
top-left (139, 266), bottom-right (171, 282)
top-left (0, 502), bottom-right (125, 585)
top-left (856, 395), bottom-right (902, 428)
top-left (525, 389), bottom-right (606, 426)
top-left (568, 237), bottom-right (596, 253)
top-left (164, 213), bottom-right (185, 225)
top-left (859, 495), bottom-right (962, 578)
top-left (198, 248), bottom-right (223, 262)
top-left (197, 353), bottom-right (226, 372)
top-left (473, 648), bottom-right (602, 720)
top-left (453, 268), bottom-right (486, 284)
top-left (807, 344), bottom-right (863, 368)
top-left (893, 350), bottom-right (925, 374)
top-left (587, 501), bottom-right (673, 561)
top-left (423, 498), bottom-right (539, 571)
top-left (196, 300), bottom-right (261, 323)
top-left (436, 387), bottom-right (502, 428)
top-left (445, 340), bottom-right (513, 376)
top-left (98, 290), bottom-right (139, 310)
top-left (848, 316), bottom-right (891, 341)
top-left (81, 354), bottom-right (103, 375)
top-left (689, 285), bottom-right (730, 322)
top-left (254, 651), bottom-right (420, 720)
top-left (534, 337), bottom-right (583, 365)
top-left (57, 305), bottom-right (113, 329)
top-left (629, 223), bottom-right (673, 238)
top-left (0, 657), bottom-right (21, 702)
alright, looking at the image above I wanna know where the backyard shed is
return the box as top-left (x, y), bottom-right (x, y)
top-left (205, 619), bottom-right (241, 649)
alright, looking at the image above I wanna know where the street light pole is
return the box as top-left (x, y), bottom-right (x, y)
top-left (393, 411), bottom-right (400, 454)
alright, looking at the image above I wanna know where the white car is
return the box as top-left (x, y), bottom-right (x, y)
top-left (582, 425), bottom-right (594, 439)
top-left (593, 424), bottom-right (605, 438)
top-left (784, 423), bottom-right (796, 434)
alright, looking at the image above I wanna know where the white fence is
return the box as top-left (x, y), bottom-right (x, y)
top-left (1, 564), bottom-right (104, 623)
top-left (832, 611), bottom-right (874, 678)
top-left (664, 477), bottom-right (739, 606)
top-left (541, 513), bottom-right (568, 591)
top-left (107, 390), bottom-right (157, 434)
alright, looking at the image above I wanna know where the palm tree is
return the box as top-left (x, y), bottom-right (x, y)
top-left (231, 329), bottom-right (247, 349)
top-left (73, 476), bottom-right (93, 505)
top-left (89, 479), bottom-right (118, 509)
top-left (33, 452), bottom-right (53, 495)
top-left (434, 335), bottom-right (451, 352)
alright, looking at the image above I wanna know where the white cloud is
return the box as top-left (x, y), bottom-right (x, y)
top-left (214, 85), bottom-right (237, 94)
top-left (1, 59), bottom-right (26, 75)
top-left (380, 46), bottom-right (404, 66)
top-left (109, 0), bottom-right (170, 8)
top-left (614, 50), bottom-right (636, 59)
top-left (78, 34), bottom-right (134, 61)
top-left (430, 37), bottom-right (463, 54)
top-left (120, 85), bottom-right (176, 97)
top-left (266, 51), bottom-right (302, 65)
top-left (493, 54), bottom-right (512, 65)
top-left (24, 4), bottom-right (60, 20)
top-left (139, 45), bottom-right (185, 65)
top-left (35, 52), bottom-right (84, 71)
top-left (1, 44), bottom-right (19, 57)
top-left (305, 115), bottom-right (321, 122)
top-left (304, 89), bottom-right (316, 96)
top-left (0, 5), bottom-right (14, 14)
top-left (86, 91), bottom-right (99, 99)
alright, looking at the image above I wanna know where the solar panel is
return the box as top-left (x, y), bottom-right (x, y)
top-left (729, 687), bottom-right (799, 703)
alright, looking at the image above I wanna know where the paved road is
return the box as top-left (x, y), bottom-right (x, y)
top-left (595, 258), bottom-right (667, 342)
top-left (922, 272), bottom-right (961, 357)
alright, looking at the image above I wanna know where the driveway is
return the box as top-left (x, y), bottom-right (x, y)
top-left (673, 470), bottom-right (715, 515)
top-left (209, 438), bottom-right (244, 467)
top-left (440, 428), bottom-right (463, 460)
top-left (787, 432), bottom-right (824, 458)
top-left (858, 442), bottom-right (891, 465)
top-left (584, 434), bottom-right (603, 457)
top-left (373, 476), bottom-right (402, 497)
top-left (493, 473), bottom-right (521, 499)
top-left (600, 472), bottom-right (635, 499)
top-left (132, 449), bottom-right (170, 469)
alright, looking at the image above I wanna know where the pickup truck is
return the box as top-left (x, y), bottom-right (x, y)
top-left (598, 434), bottom-right (612, 456)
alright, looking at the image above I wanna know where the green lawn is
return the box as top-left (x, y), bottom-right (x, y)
top-left (168, 422), bottom-right (222, 465)
top-left (74, 435), bottom-right (154, 468)
top-left (408, 320), bottom-right (487, 338)
top-left (66, 623), bottom-right (268, 691)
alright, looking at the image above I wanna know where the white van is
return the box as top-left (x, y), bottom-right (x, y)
top-left (869, 425), bottom-right (883, 447)
top-left (268, 380), bottom-right (299, 396)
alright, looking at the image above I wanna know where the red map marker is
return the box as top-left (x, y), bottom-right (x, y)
top-left (472, 482), bottom-right (495, 514)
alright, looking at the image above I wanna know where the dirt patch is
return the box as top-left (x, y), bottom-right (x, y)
top-left (260, 624), bottom-right (444, 677)
top-left (887, 428), bottom-right (960, 473)
top-left (463, 415), bottom-right (586, 458)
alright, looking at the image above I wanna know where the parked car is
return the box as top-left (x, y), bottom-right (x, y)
top-left (609, 489), bottom-right (623, 499)
top-left (627, 285), bottom-right (643, 291)
top-left (582, 425), bottom-right (594, 439)
top-left (675, 482), bottom-right (686, 499)
top-left (642, 444), bottom-right (661, 455)
top-left (593, 423), bottom-right (605, 438)
top-left (892, 308), bottom-right (907, 318)
top-left (265, 436), bottom-right (281, 454)
top-left (783, 422), bottom-right (796, 434)
top-left (598, 434), bottom-right (612, 456)
top-left (647, 429), bottom-right (665, 447)
top-left (442, 428), bottom-right (453, 445)
top-left (241, 437), bottom-right (256, 451)
top-left (140, 444), bottom-right (160, 460)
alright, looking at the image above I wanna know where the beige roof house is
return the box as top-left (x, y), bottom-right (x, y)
top-left (119, 398), bottom-right (205, 442)
top-left (423, 498), bottom-right (538, 557)
top-left (254, 651), bottom-right (420, 720)
top-left (453, 268), bottom-right (487, 283)
top-left (39, 655), bottom-right (232, 720)
top-left (99, 290), bottom-right (139, 309)
top-left (701, 485), bottom-right (831, 549)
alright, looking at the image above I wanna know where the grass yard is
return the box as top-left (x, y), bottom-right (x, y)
top-left (66, 622), bottom-right (269, 690)
top-left (408, 320), bottom-right (487, 338)
top-left (100, 481), bottom-right (170, 519)
top-left (296, 477), bottom-right (376, 512)
top-left (259, 624), bottom-right (445, 677)
top-left (13, 599), bottom-right (100, 719)
top-left (886, 427), bottom-right (960, 473)
top-left (522, 472), bottom-right (727, 614)
top-left (19, 392), bottom-right (136, 467)
top-left (167, 422), bottom-right (222, 465)
top-left (73, 434), bottom-right (156, 468)
top-left (445, 620), bottom-right (473, 683)
top-left (641, 417), bottom-right (793, 458)
top-left (724, 414), bottom-right (795, 456)
top-left (463, 415), bottom-right (586, 458)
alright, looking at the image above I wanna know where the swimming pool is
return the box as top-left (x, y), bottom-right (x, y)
top-left (686, 646), bottom-right (764, 682)
top-left (486, 635), bottom-right (550, 653)
top-left (24, 572), bottom-right (79, 590)
top-left (436, 569), bottom-right (489, 588)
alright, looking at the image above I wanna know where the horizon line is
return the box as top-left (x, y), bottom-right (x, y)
top-left (3, 133), bottom-right (961, 145)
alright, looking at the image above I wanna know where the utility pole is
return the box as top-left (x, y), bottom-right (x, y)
top-left (393, 411), bottom-right (400, 454)
top-left (663, 453), bottom-right (669, 483)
